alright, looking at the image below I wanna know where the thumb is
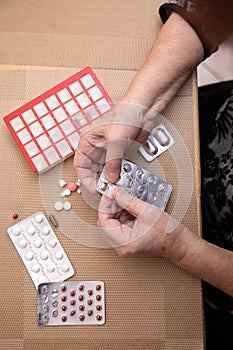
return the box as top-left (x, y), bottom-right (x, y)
top-left (105, 138), bottom-right (128, 183)
top-left (112, 187), bottom-right (148, 218)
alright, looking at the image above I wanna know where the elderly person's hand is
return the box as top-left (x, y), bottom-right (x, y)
top-left (97, 186), bottom-right (188, 261)
top-left (73, 103), bottom-right (157, 193)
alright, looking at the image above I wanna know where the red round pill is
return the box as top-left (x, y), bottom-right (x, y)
top-left (96, 315), bottom-right (102, 321)
top-left (70, 300), bottom-right (75, 306)
top-left (70, 310), bottom-right (75, 316)
top-left (79, 295), bottom-right (84, 301)
top-left (79, 305), bottom-right (84, 311)
top-left (87, 289), bottom-right (93, 296)
top-left (61, 295), bottom-right (67, 302)
top-left (96, 295), bottom-right (101, 301)
top-left (87, 309), bottom-right (93, 316)
top-left (87, 299), bottom-right (92, 305)
top-left (61, 285), bottom-right (66, 292)
top-left (13, 213), bottom-right (19, 219)
top-left (61, 305), bottom-right (67, 311)
top-left (61, 315), bottom-right (67, 322)
top-left (68, 182), bottom-right (77, 192)
top-left (70, 290), bottom-right (75, 296)
top-left (79, 284), bottom-right (84, 291)
top-left (96, 284), bottom-right (101, 291)
top-left (79, 314), bottom-right (85, 321)
top-left (96, 305), bottom-right (102, 311)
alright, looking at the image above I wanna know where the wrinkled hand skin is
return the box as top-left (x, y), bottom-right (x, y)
top-left (73, 103), bottom-right (158, 193)
top-left (97, 187), bottom-right (188, 261)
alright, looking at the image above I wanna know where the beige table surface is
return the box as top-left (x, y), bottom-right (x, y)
top-left (0, 1), bottom-right (204, 349)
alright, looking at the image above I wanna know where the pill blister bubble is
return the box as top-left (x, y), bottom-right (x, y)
top-left (19, 239), bottom-right (27, 248)
top-left (55, 251), bottom-right (63, 260)
top-left (25, 252), bottom-right (34, 261)
top-left (32, 264), bottom-right (41, 273)
top-left (40, 251), bottom-right (49, 260)
top-left (35, 214), bottom-right (44, 223)
top-left (34, 239), bottom-right (43, 248)
top-left (12, 226), bottom-right (21, 236)
top-left (42, 226), bottom-right (50, 235)
top-left (47, 263), bottom-right (56, 273)
top-left (27, 226), bottom-right (36, 235)
top-left (48, 239), bottom-right (57, 248)
top-left (154, 128), bottom-right (170, 146)
top-left (61, 264), bottom-right (69, 272)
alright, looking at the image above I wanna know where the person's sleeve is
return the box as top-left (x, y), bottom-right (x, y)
top-left (159, 1), bottom-right (233, 58)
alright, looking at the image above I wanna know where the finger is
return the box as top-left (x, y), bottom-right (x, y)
top-left (98, 195), bottom-right (121, 222)
top-left (113, 187), bottom-right (161, 222)
top-left (105, 138), bottom-right (127, 183)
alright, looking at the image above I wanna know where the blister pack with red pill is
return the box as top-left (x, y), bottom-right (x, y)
top-left (96, 159), bottom-right (172, 211)
top-left (3, 67), bottom-right (113, 173)
top-left (7, 212), bottom-right (74, 288)
top-left (139, 123), bottom-right (174, 162)
top-left (38, 281), bottom-right (105, 326)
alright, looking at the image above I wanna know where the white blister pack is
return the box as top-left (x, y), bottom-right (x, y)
top-left (38, 281), bottom-right (105, 326)
top-left (7, 212), bottom-right (74, 288)
top-left (139, 124), bottom-right (174, 161)
top-left (96, 159), bottom-right (172, 211)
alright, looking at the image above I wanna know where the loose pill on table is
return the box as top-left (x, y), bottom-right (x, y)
top-left (54, 201), bottom-right (63, 211)
top-left (67, 182), bottom-right (77, 192)
top-left (63, 202), bottom-right (72, 211)
top-left (48, 214), bottom-right (58, 227)
top-left (59, 179), bottom-right (67, 188)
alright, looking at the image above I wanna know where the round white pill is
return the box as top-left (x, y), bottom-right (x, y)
top-left (34, 239), bottom-right (43, 248)
top-left (64, 189), bottom-right (71, 196)
top-left (60, 191), bottom-right (66, 198)
top-left (55, 251), bottom-right (63, 260)
top-left (12, 226), bottom-right (21, 236)
top-left (59, 179), bottom-right (67, 188)
top-left (25, 252), bottom-right (34, 261)
top-left (76, 188), bottom-right (81, 194)
top-left (42, 226), bottom-right (50, 235)
top-left (40, 251), bottom-right (49, 260)
top-left (61, 264), bottom-right (69, 272)
top-left (63, 201), bottom-right (72, 211)
top-left (47, 263), bottom-right (55, 273)
top-left (35, 214), bottom-right (43, 223)
top-left (54, 201), bottom-right (63, 211)
top-left (48, 239), bottom-right (57, 248)
top-left (18, 239), bottom-right (27, 248)
top-left (31, 264), bottom-right (40, 273)
top-left (27, 226), bottom-right (36, 235)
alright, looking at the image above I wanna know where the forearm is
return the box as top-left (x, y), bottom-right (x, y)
top-left (167, 228), bottom-right (233, 296)
top-left (122, 13), bottom-right (204, 113)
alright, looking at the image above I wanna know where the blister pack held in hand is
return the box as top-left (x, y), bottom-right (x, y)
top-left (96, 159), bottom-right (172, 211)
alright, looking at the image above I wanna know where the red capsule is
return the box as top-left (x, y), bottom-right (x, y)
top-left (61, 315), bottom-right (67, 322)
top-left (70, 310), bottom-right (75, 316)
top-left (79, 314), bottom-right (85, 321)
top-left (87, 309), bottom-right (93, 316)
top-left (79, 304), bottom-right (84, 311)
top-left (61, 285), bottom-right (66, 292)
top-left (12, 213), bottom-right (19, 219)
top-left (70, 289), bottom-right (75, 297)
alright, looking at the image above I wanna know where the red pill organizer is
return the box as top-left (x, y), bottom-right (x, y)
top-left (38, 281), bottom-right (105, 326)
top-left (4, 67), bottom-right (113, 173)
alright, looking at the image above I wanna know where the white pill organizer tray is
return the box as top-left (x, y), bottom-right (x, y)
top-left (3, 67), bottom-right (113, 173)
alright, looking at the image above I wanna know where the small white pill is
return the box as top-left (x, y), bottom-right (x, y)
top-left (64, 188), bottom-right (71, 196)
top-left (55, 251), bottom-right (63, 260)
top-left (61, 264), bottom-right (69, 272)
top-left (59, 179), bottom-right (67, 188)
top-left (60, 191), bottom-right (66, 198)
top-left (27, 226), bottom-right (36, 235)
top-left (25, 252), bottom-right (34, 261)
top-left (48, 239), bottom-right (57, 248)
top-left (63, 201), bottom-right (72, 211)
top-left (31, 264), bottom-right (40, 273)
top-left (40, 251), bottom-right (49, 260)
top-left (12, 226), bottom-right (21, 236)
top-left (76, 179), bottom-right (81, 186)
top-left (35, 214), bottom-right (43, 223)
top-left (18, 239), bottom-right (27, 248)
top-left (76, 188), bottom-right (81, 194)
top-left (34, 238), bottom-right (43, 248)
top-left (47, 263), bottom-right (55, 273)
top-left (54, 201), bottom-right (63, 211)
top-left (42, 226), bottom-right (50, 235)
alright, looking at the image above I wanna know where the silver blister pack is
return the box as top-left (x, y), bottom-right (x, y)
top-left (139, 123), bottom-right (174, 162)
top-left (96, 159), bottom-right (172, 211)
top-left (38, 281), bottom-right (105, 326)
